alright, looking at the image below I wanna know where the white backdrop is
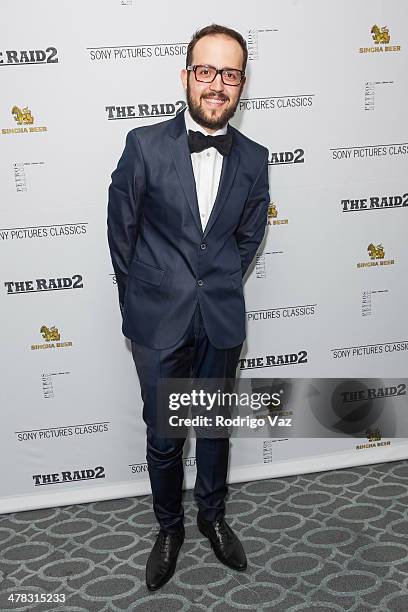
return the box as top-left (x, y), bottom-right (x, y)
top-left (1, 0), bottom-right (407, 514)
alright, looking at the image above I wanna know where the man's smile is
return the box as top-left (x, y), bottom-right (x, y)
top-left (202, 94), bottom-right (229, 108)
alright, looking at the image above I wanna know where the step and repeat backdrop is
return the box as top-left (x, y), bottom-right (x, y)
top-left (1, 0), bottom-right (407, 513)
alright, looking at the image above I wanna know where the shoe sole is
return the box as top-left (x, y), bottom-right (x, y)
top-left (197, 524), bottom-right (247, 572)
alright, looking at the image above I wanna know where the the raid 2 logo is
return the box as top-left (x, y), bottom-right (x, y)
top-left (357, 243), bottom-right (395, 268)
top-left (341, 383), bottom-right (406, 402)
top-left (0, 47), bottom-right (58, 65)
top-left (269, 149), bottom-right (304, 165)
top-left (342, 192), bottom-right (408, 212)
top-left (239, 351), bottom-right (308, 369)
top-left (5, 274), bottom-right (83, 294)
top-left (2, 105), bottom-right (47, 135)
top-left (33, 466), bottom-right (105, 485)
top-left (106, 100), bottom-right (185, 119)
top-left (359, 25), bottom-right (401, 53)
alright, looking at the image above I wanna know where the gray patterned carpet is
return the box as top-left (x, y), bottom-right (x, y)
top-left (1, 460), bottom-right (408, 611)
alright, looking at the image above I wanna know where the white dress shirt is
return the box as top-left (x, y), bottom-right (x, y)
top-left (184, 109), bottom-right (227, 231)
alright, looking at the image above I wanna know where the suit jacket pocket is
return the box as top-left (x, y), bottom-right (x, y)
top-left (229, 268), bottom-right (243, 290)
top-left (129, 259), bottom-right (165, 286)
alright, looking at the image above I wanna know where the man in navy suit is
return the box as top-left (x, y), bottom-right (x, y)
top-left (108, 23), bottom-right (270, 591)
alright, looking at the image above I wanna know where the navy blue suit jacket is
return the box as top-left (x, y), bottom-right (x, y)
top-left (107, 109), bottom-right (270, 349)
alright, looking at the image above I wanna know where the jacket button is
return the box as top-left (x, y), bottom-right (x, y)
top-left (200, 243), bottom-right (206, 250)
top-left (197, 280), bottom-right (203, 287)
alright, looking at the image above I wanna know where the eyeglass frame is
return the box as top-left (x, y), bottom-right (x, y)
top-left (186, 64), bottom-right (245, 86)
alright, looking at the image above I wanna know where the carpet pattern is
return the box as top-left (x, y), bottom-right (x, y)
top-left (1, 459), bottom-right (408, 611)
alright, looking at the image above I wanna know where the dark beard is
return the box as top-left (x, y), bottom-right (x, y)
top-left (186, 81), bottom-right (241, 131)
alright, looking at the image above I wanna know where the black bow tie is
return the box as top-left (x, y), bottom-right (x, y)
top-left (188, 129), bottom-right (232, 156)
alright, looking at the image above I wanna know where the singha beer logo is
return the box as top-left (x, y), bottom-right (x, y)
top-left (31, 325), bottom-right (73, 350)
top-left (359, 25), bottom-right (400, 53)
top-left (366, 428), bottom-right (382, 442)
top-left (2, 105), bottom-right (47, 135)
top-left (12, 106), bottom-right (34, 125)
top-left (268, 203), bottom-right (277, 220)
top-left (367, 243), bottom-right (384, 260)
top-left (357, 243), bottom-right (395, 268)
top-left (40, 325), bottom-right (60, 342)
top-left (371, 25), bottom-right (390, 45)
top-left (267, 202), bottom-right (288, 226)
top-left (356, 425), bottom-right (390, 450)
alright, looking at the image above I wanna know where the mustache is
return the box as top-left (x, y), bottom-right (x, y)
top-left (201, 93), bottom-right (229, 102)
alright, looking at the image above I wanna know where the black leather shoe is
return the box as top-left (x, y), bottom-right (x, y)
top-left (145, 528), bottom-right (184, 591)
top-left (197, 516), bottom-right (247, 571)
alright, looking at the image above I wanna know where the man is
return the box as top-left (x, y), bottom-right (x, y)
top-left (107, 24), bottom-right (270, 591)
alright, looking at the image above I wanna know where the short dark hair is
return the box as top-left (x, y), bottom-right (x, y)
top-left (186, 24), bottom-right (248, 72)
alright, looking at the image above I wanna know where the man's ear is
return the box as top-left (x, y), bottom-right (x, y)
top-left (180, 68), bottom-right (188, 91)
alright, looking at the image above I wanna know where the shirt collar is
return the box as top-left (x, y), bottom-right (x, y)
top-left (184, 108), bottom-right (228, 137)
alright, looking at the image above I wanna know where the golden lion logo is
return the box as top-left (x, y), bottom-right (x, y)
top-left (367, 243), bottom-right (385, 260)
top-left (40, 325), bottom-right (61, 342)
top-left (371, 25), bottom-right (390, 45)
top-left (366, 427), bottom-right (382, 442)
top-left (12, 105), bottom-right (34, 125)
top-left (268, 202), bottom-right (278, 219)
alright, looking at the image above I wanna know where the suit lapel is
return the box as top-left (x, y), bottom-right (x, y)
top-left (168, 111), bottom-right (240, 238)
top-left (169, 111), bottom-right (203, 235)
top-left (203, 139), bottom-right (240, 238)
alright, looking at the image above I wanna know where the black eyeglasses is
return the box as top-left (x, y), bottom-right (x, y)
top-left (187, 64), bottom-right (245, 86)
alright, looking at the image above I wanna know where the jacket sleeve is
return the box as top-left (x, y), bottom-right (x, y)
top-left (234, 149), bottom-right (270, 279)
top-left (107, 130), bottom-right (146, 313)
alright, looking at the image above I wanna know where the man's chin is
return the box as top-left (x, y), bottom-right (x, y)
top-left (204, 109), bottom-right (225, 122)
top-left (199, 107), bottom-right (230, 129)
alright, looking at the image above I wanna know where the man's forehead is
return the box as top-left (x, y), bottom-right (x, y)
top-left (192, 34), bottom-right (244, 66)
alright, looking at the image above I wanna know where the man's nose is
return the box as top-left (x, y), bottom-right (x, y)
top-left (209, 72), bottom-right (225, 91)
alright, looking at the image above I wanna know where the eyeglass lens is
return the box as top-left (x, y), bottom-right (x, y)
top-left (195, 65), bottom-right (242, 85)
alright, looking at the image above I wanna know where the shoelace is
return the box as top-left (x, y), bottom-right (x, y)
top-left (157, 530), bottom-right (183, 554)
top-left (213, 520), bottom-right (233, 543)
top-left (158, 532), bottom-right (171, 554)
